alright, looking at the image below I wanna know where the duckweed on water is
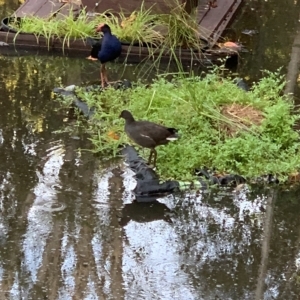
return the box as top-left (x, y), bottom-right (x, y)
top-left (57, 69), bottom-right (300, 182)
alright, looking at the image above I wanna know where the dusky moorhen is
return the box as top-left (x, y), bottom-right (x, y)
top-left (119, 110), bottom-right (179, 167)
top-left (95, 23), bottom-right (122, 88)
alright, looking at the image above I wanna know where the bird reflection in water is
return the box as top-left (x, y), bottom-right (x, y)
top-left (119, 199), bottom-right (174, 227)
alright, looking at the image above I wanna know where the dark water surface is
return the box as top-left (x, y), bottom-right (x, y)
top-left (231, 0), bottom-right (300, 98)
top-left (1, 1), bottom-right (300, 300)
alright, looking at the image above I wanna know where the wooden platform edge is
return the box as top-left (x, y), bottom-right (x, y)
top-left (0, 31), bottom-right (238, 64)
top-left (209, 0), bottom-right (243, 45)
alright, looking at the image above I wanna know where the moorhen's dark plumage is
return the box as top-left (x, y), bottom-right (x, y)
top-left (119, 110), bottom-right (179, 167)
top-left (95, 23), bottom-right (122, 88)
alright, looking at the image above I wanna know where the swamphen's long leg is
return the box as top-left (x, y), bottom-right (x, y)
top-left (100, 64), bottom-right (107, 88)
top-left (103, 64), bottom-right (109, 84)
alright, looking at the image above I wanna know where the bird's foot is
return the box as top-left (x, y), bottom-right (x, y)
top-left (101, 81), bottom-right (109, 89)
top-left (101, 81), bottom-right (119, 89)
top-left (147, 162), bottom-right (157, 170)
top-left (86, 55), bottom-right (98, 61)
top-left (106, 81), bottom-right (118, 85)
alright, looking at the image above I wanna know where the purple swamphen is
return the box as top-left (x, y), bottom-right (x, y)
top-left (119, 110), bottom-right (179, 167)
top-left (94, 23), bottom-right (122, 88)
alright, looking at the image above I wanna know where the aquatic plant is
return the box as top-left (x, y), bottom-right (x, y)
top-left (160, 4), bottom-right (205, 49)
top-left (95, 4), bottom-right (164, 47)
top-left (58, 9), bottom-right (99, 50)
top-left (10, 2), bottom-right (209, 58)
top-left (12, 9), bottom-right (100, 50)
top-left (55, 68), bottom-right (300, 182)
top-left (134, 2), bottom-right (209, 76)
top-left (11, 15), bottom-right (59, 47)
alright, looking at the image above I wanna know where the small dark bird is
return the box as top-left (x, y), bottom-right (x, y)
top-left (95, 23), bottom-right (122, 88)
top-left (119, 110), bottom-right (179, 167)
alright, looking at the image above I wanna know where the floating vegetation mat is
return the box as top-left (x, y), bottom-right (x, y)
top-left (54, 69), bottom-right (300, 184)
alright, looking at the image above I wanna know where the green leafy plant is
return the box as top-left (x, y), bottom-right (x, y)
top-left (10, 2), bottom-right (210, 65)
top-left (55, 68), bottom-right (300, 182)
top-left (12, 9), bottom-right (99, 50)
top-left (93, 4), bottom-right (164, 47)
top-left (159, 3), bottom-right (204, 49)
top-left (12, 16), bottom-right (54, 45)
top-left (58, 9), bottom-right (99, 50)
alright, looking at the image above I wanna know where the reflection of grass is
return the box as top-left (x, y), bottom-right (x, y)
top-left (56, 68), bottom-right (300, 182)
top-left (3, 55), bottom-right (71, 91)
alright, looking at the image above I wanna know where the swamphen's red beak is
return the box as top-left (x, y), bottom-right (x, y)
top-left (95, 23), bottom-right (104, 33)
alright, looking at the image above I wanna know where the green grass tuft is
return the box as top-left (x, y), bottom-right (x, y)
top-left (56, 69), bottom-right (300, 182)
top-left (10, 2), bottom-right (210, 68)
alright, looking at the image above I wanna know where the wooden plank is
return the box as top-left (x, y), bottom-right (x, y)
top-left (209, 0), bottom-right (242, 45)
top-left (197, 0), bottom-right (210, 24)
top-left (198, 0), bottom-right (242, 45)
top-left (34, 1), bottom-right (65, 18)
top-left (14, 0), bottom-right (48, 17)
top-left (14, 0), bottom-right (65, 18)
top-left (10, 0), bottom-right (243, 50)
top-left (0, 31), bottom-right (237, 64)
top-left (81, 0), bottom-right (179, 14)
top-left (200, 0), bottom-right (236, 32)
top-left (196, 0), bottom-right (211, 41)
top-left (55, 3), bottom-right (81, 20)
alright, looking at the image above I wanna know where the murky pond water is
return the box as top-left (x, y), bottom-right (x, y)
top-left (1, 1), bottom-right (300, 299)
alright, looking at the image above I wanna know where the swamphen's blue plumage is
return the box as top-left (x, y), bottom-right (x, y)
top-left (95, 23), bottom-right (122, 88)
